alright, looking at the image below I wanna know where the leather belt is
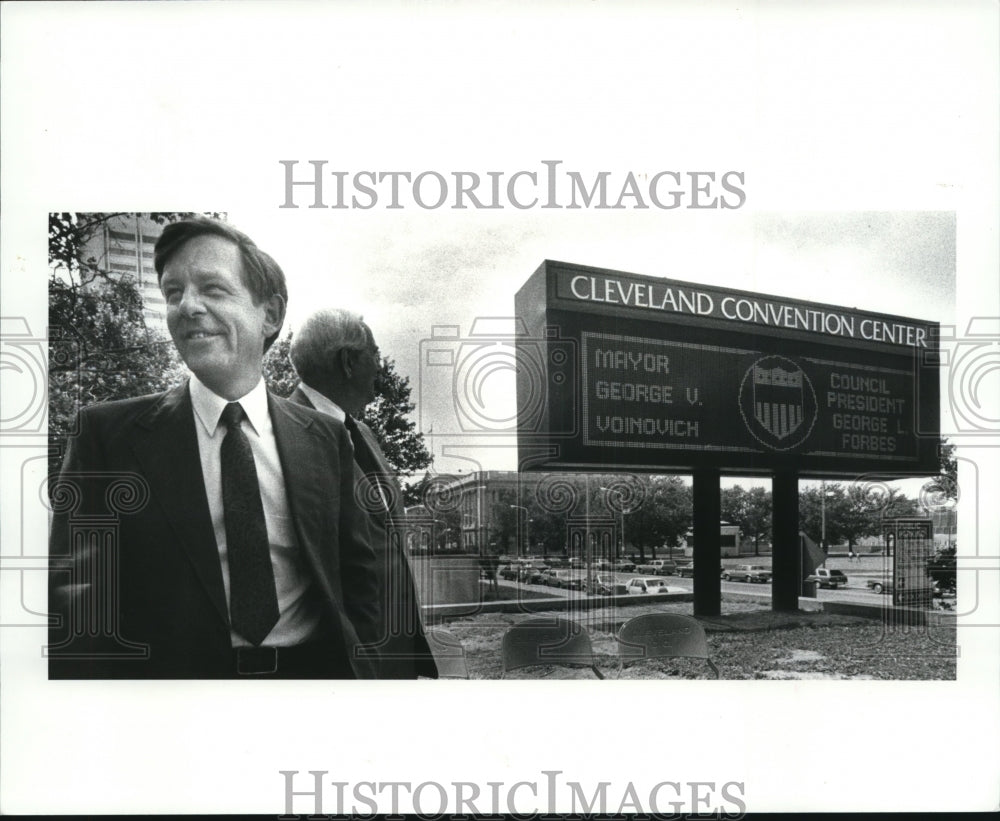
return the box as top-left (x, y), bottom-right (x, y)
top-left (233, 641), bottom-right (328, 676)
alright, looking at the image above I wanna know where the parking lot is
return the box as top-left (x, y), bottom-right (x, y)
top-left (493, 553), bottom-right (955, 607)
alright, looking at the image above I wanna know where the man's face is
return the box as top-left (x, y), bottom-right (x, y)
top-left (161, 234), bottom-right (282, 399)
top-left (353, 326), bottom-right (381, 407)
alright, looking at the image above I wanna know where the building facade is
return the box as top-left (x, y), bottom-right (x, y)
top-left (78, 214), bottom-right (168, 330)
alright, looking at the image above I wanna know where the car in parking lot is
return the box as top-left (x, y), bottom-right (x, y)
top-left (543, 569), bottom-right (585, 590)
top-left (805, 568), bottom-right (848, 589)
top-left (636, 559), bottom-right (677, 575)
top-left (866, 577), bottom-right (895, 594)
top-left (721, 564), bottom-right (772, 583)
top-left (676, 562), bottom-right (725, 578)
top-left (498, 564), bottom-right (521, 581)
top-left (625, 577), bottom-right (671, 595)
top-left (516, 561), bottom-right (548, 580)
top-left (867, 577), bottom-right (944, 597)
top-left (585, 574), bottom-right (628, 596)
top-left (524, 566), bottom-right (550, 585)
top-left (614, 559), bottom-right (637, 573)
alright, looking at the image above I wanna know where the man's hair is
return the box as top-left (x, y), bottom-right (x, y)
top-left (290, 308), bottom-right (370, 387)
top-left (154, 216), bottom-right (288, 351)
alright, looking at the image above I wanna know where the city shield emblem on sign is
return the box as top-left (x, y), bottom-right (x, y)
top-left (738, 355), bottom-right (817, 451)
top-left (753, 363), bottom-right (804, 439)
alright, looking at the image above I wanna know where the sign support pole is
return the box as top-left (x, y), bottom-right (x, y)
top-left (772, 469), bottom-right (801, 611)
top-left (692, 468), bottom-right (721, 617)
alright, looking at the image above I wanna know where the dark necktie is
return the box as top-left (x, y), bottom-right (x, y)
top-left (344, 415), bottom-right (390, 512)
top-left (220, 402), bottom-right (279, 646)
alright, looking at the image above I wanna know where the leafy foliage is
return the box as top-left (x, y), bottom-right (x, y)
top-left (926, 546), bottom-right (956, 590)
top-left (48, 214), bottom-right (193, 458)
top-left (262, 338), bottom-right (433, 483)
top-left (621, 475), bottom-right (692, 559)
top-left (924, 438), bottom-right (958, 502)
top-left (721, 485), bottom-right (773, 555)
top-left (262, 330), bottom-right (297, 398)
top-left (800, 482), bottom-right (918, 550)
top-left (364, 357), bottom-right (433, 482)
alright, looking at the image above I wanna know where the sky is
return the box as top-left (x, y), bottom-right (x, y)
top-left (224, 205), bottom-right (957, 492)
top-left (1, 1), bottom-right (997, 815)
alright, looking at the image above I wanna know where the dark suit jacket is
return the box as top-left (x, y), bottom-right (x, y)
top-left (48, 382), bottom-right (380, 679)
top-left (289, 385), bottom-right (438, 679)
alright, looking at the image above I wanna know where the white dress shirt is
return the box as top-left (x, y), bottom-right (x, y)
top-left (298, 382), bottom-right (345, 422)
top-left (189, 375), bottom-right (323, 647)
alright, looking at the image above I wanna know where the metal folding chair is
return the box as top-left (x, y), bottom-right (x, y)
top-left (424, 628), bottom-right (470, 679)
top-left (501, 616), bottom-right (605, 679)
top-left (616, 613), bottom-right (719, 678)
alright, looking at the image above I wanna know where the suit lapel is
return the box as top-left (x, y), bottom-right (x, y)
top-left (128, 383), bottom-right (229, 626)
top-left (355, 419), bottom-right (400, 516)
top-left (269, 395), bottom-right (339, 591)
top-left (287, 385), bottom-right (314, 410)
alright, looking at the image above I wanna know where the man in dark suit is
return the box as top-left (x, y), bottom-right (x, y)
top-left (48, 217), bottom-right (379, 679)
top-left (288, 308), bottom-right (438, 679)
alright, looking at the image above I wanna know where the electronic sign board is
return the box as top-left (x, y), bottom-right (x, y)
top-left (514, 260), bottom-right (940, 476)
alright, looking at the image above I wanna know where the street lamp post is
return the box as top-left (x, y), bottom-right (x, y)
top-left (509, 504), bottom-right (529, 557)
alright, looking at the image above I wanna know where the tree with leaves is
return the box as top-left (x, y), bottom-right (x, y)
top-left (800, 484), bottom-right (848, 549)
top-left (263, 340), bottom-right (433, 485)
top-left (801, 482), bottom-right (918, 553)
top-left (48, 213), bottom-right (201, 458)
top-left (364, 357), bottom-right (433, 483)
top-left (721, 485), bottom-right (773, 556)
top-left (621, 475), bottom-right (692, 560)
top-left (487, 487), bottom-right (519, 553)
top-left (925, 438), bottom-right (958, 502)
top-left (262, 330), bottom-right (298, 398)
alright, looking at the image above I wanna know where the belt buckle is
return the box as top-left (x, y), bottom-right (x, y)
top-left (236, 646), bottom-right (278, 675)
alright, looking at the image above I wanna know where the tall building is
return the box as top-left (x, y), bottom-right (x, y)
top-left (78, 213), bottom-right (169, 330)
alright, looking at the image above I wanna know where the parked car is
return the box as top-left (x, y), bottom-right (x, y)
top-left (544, 569), bottom-right (585, 590)
top-left (517, 561), bottom-right (548, 580)
top-left (625, 577), bottom-right (671, 595)
top-left (614, 559), bottom-right (637, 573)
top-left (498, 564), bottom-right (521, 581)
top-left (805, 568), bottom-right (848, 589)
top-left (636, 559), bottom-right (677, 575)
top-left (589, 557), bottom-right (614, 571)
top-left (867, 577), bottom-right (942, 597)
top-left (525, 567), bottom-right (550, 585)
top-left (721, 564), bottom-right (772, 583)
top-left (585, 574), bottom-right (628, 596)
top-left (867, 577), bottom-right (893, 594)
top-left (677, 563), bottom-right (725, 578)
